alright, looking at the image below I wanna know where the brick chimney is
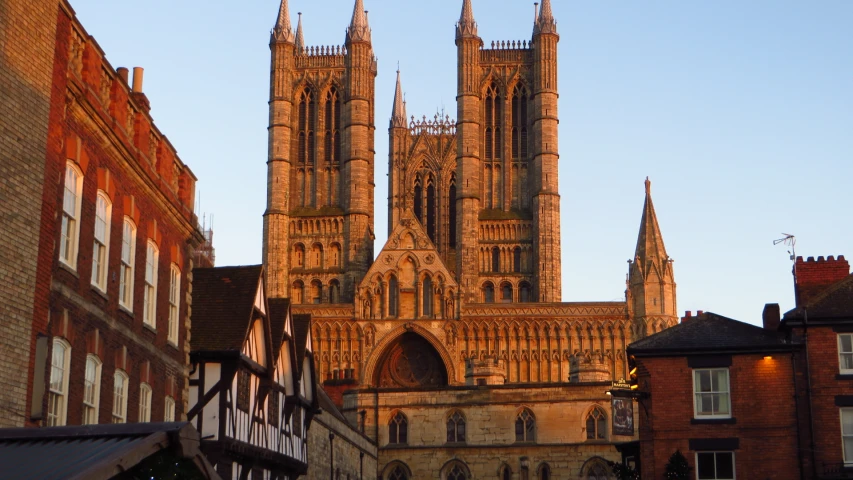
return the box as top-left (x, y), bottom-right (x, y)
top-left (763, 303), bottom-right (781, 331)
top-left (795, 255), bottom-right (850, 306)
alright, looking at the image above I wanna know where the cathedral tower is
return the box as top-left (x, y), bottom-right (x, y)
top-left (263, 0), bottom-right (377, 304)
top-left (628, 178), bottom-right (678, 338)
top-left (454, 0), bottom-right (562, 304)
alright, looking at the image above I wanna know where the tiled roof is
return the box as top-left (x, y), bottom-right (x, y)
top-left (784, 274), bottom-right (853, 321)
top-left (191, 265), bottom-right (263, 353)
top-left (0, 422), bottom-right (219, 480)
top-left (628, 312), bottom-right (797, 355)
top-left (268, 298), bottom-right (291, 365)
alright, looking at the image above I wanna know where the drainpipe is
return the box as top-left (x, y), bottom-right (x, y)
top-left (360, 451), bottom-right (365, 480)
top-left (329, 432), bottom-right (335, 480)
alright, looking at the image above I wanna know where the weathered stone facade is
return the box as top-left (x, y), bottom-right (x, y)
top-left (264, 0), bottom-right (679, 478)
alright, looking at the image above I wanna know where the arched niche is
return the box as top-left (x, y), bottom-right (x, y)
top-left (372, 332), bottom-right (449, 388)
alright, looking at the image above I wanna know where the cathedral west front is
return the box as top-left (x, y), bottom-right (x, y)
top-left (262, 0), bottom-right (679, 477)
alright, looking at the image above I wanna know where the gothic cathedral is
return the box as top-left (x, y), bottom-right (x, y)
top-left (262, 0), bottom-right (679, 477)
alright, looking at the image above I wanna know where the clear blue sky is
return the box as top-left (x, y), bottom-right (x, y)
top-left (68, 0), bottom-right (853, 325)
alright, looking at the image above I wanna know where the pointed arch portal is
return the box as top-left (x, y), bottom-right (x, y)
top-left (374, 332), bottom-right (448, 388)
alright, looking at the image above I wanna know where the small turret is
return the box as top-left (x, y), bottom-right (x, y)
top-left (390, 69), bottom-right (407, 128)
top-left (456, 0), bottom-right (478, 39)
top-left (534, 0), bottom-right (558, 35)
top-left (295, 12), bottom-right (305, 53)
top-left (272, 0), bottom-right (295, 43)
top-left (346, 0), bottom-right (371, 44)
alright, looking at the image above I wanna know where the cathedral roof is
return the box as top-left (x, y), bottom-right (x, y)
top-left (346, 0), bottom-right (371, 44)
top-left (272, 0), bottom-right (295, 43)
top-left (190, 265), bottom-right (264, 352)
top-left (628, 312), bottom-right (798, 356)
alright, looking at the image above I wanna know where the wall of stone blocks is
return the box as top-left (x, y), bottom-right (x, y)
top-left (344, 384), bottom-right (634, 479)
top-left (306, 410), bottom-right (378, 480)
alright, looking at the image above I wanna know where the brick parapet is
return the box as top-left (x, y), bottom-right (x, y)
top-left (795, 255), bottom-right (850, 306)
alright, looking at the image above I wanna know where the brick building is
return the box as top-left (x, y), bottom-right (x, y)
top-left (262, 0), bottom-right (680, 477)
top-left (627, 312), bottom-right (803, 480)
top-left (0, 0), bottom-right (61, 429)
top-left (9, 0), bottom-right (203, 429)
top-left (780, 256), bottom-right (853, 479)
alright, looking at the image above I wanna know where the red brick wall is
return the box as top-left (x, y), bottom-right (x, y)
top-left (793, 325), bottom-right (853, 474)
top-left (637, 353), bottom-right (801, 480)
top-left (795, 256), bottom-right (850, 306)
top-left (26, 1), bottom-right (201, 427)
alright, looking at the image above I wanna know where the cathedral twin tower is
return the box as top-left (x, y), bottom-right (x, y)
top-left (262, 0), bottom-right (676, 334)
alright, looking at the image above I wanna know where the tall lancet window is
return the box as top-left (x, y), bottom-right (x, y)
top-left (413, 177), bottom-right (423, 224)
top-left (448, 176), bottom-right (457, 250)
top-left (297, 88), bottom-right (316, 206)
top-left (324, 87), bottom-right (342, 205)
top-left (511, 84), bottom-right (529, 160)
top-left (484, 83), bottom-right (502, 209)
top-left (426, 176), bottom-right (436, 243)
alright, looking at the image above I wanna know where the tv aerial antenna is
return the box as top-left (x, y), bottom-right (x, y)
top-left (773, 233), bottom-right (797, 279)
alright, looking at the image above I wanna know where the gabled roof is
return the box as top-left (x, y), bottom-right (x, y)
top-left (268, 298), bottom-right (292, 366)
top-left (191, 265), bottom-right (264, 352)
top-left (628, 312), bottom-right (798, 356)
top-left (784, 273), bottom-right (853, 321)
top-left (0, 422), bottom-right (220, 480)
top-left (293, 314), bottom-right (312, 374)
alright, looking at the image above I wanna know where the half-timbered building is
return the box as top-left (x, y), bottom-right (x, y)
top-left (189, 265), bottom-right (318, 480)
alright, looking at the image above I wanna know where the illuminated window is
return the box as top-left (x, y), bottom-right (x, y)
top-left (119, 218), bottom-right (136, 309)
top-left (143, 241), bottom-right (159, 328)
top-left (139, 383), bottom-right (152, 422)
top-left (112, 370), bottom-right (128, 423)
top-left (60, 162), bottom-right (83, 269)
top-left (46, 338), bottom-right (71, 426)
top-left (91, 191), bottom-right (111, 291)
top-left (168, 264), bottom-right (180, 344)
top-left (83, 355), bottom-right (102, 424)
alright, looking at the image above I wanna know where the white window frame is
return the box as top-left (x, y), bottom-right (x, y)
top-left (91, 191), bottom-right (111, 292)
top-left (119, 217), bottom-right (136, 310)
top-left (693, 368), bottom-right (731, 419)
top-left (60, 162), bottom-right (83, 270)
top-left (839, 334), bottom-right (853, 375)
top-left (842, 408), bottom-right (853, 465)
top-left (139, 382), bottom-right (152, 422)
top-left (47, 338), bottom-right (71, 426)
top-left (695, 451), bottom-right (735, 480)
top-left (143, 241), bottom-right (159, 328)
top-left (164, 396), bottom-right (175, 422)
top-left (167, 264), bottom-right (180, 345)
top-left (83, 354), bottom-right (102, 424)
top-left (112, 370), bottom-right (129, 423)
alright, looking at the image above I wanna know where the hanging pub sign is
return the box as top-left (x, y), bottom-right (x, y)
top-left (611, 378), bottom-right (635, 436)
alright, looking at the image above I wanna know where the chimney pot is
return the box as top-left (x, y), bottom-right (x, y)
top-left (132, 67), bottom-right (144, 93)
top-left (117, 67), bottom-right (129, 84)
top-left (762, 303), bottom-right (781, 331)
top-left (697, 310), bottom-right (704, 316)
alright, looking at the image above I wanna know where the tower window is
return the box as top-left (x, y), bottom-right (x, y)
top-left (483, 283), bottom-right (495, 303)
top-left (492, 247), bottom-right (500, 273)
top-left (448, 178), bottom-right (457, 249)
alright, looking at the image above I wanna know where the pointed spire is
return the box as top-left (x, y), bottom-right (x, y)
top-left (273, 0), bottom-right (295, 43)
top-left (456, 0), bottom-right (478, 39)
top-left (391, 68), bottom-right (407, 128)
top-left (534, 0), bottom-right (557, 35)
top-left (346, 0), bottom-right (371, 44)
top-left (634, 177), bottom-right (669, 267)
top-left (295, 12), bottom-right (305, 53)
